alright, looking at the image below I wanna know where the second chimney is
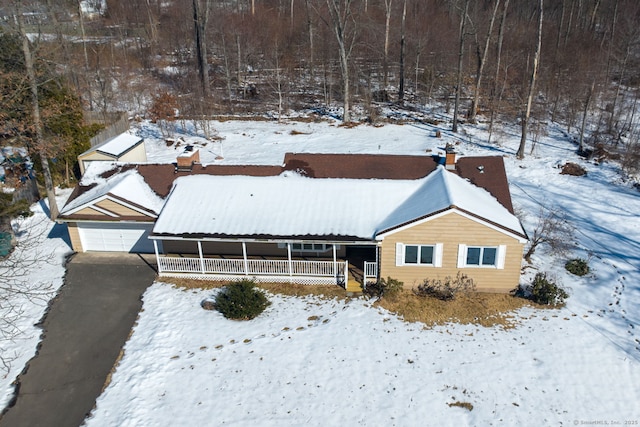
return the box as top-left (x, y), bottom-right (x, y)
top-left (445, 143), bottom-right (456, 170)
top-left (176, 147), bottom-right (200, 172)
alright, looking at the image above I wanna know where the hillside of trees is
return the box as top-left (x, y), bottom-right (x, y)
top-left (2, 0), bottom-right (640, 176)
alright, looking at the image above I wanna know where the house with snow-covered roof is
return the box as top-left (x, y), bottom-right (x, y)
top-left (59, 151), bottom-right (527, 293)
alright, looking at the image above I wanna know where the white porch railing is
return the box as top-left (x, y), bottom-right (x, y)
top-left (157, 256), bottom-right (348, 285)
top-left (363, 261), bottom-right (378, 286)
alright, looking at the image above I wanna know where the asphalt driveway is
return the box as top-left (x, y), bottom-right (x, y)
top-left (0, 253), bottom-right (157, 427)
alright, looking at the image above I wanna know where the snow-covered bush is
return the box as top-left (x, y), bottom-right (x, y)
top-left (214, 280), bottom-right (270, 320)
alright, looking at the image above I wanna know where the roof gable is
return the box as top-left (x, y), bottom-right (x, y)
top-left (377, 166), bottom-right (524, 238)
top-left (60, 168), bottom-right (164, 218)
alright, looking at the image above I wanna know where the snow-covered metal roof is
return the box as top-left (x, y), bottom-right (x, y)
top-left (82, 133), bottom-right (142, 158)
top-left (151, 166), bottom-right (525, 241)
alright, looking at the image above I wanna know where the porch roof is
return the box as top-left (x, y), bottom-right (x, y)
top-left (151, 166), bottom-right (526, 240)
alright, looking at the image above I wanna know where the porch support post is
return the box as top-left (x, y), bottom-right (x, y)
top-left (242, 241), bottom-right (249, 276)
top-left (197, 241), bottom-right (205, 274)
top-left (287, 243), bottom-right (293, 283)
top-left (153, 240), bottom-right (162, 274)
top-left (376, 244), bottom-right (380, 281)
top-left (332, 244), bottom-right (337, 279)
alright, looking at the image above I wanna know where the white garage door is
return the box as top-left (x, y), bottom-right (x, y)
top-left (78, 223), bottom-right (155, 253)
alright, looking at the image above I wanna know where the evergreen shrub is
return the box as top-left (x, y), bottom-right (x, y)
top-left (215, 280), bottom-right (270, 320)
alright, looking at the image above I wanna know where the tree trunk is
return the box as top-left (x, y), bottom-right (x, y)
top-left (77, 0), bottom-right (94, 111)
top-left (305, 0), bottom-right (315, 80)
top-left (469, 0), bottom-right (500, 124)
top-left (145, 0), bottom-right (159, 45)
top-left (452, 0), bottom-right (469, 133)
top-left (398, 0), bottom-right (407, 101)
top-left (326, 0), bottom-right (354, 123)
top-left (383, 0), bottom-right (392, 91)
top-left (516, 0), bottom-right (543, 160)
top-left (16, 9), bottom-right (59, 220)
top-left (193, 0), bottom-right (211, 97)
top-left (487, 0), bottom-right (509, 144)
top-left (578, 81), bottom-right (595, 153)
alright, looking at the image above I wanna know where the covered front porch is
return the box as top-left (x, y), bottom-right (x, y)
top-left (151, 238), bottom-right (378, 289)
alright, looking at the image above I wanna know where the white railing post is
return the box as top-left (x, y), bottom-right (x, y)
top-left (153, 240), bottom-right (162, 274)
top-left (332, 244), bottom-right (337, 278)
top-left (242, 241), bottom-right (249, 276)
top-left (344, 261), bottom-right (349, 287)
top-left (287, 243), bottom-right (293, 283)
top-left (197, 241), bottom-right (205, 274)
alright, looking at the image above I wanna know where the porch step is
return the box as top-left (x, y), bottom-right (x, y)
top-left (345, 270), bottom-right (363, 293)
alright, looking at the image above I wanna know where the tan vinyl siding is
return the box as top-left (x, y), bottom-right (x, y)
top-left (74, 206), bottom-right (108, 216)
top-left (95, 199), bottom-right (152, 218)
top-left (66, 223), bottom-right (84, 252)
top-left (117, 143), bottom-right (147, 162)
top-left (380, 211), bottom-right (524, 293)
top-left (78, 151), bottom-right (115, 162)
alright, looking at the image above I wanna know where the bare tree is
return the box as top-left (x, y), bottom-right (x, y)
top-left (516, 0), bottom-right (543, 160)
top-left (14, 3), bottom-right (59, 220)
top-left (578, 80), bottom-right (595, 153)
top-left (324, 0), bottom-right (357, 123)
top-left (468, 0), bottom-right (500, 124)
top-left (193, 0), bottom-right (211, 97)
top-left (524, 206), bottom-right (574, 263)
top-left (398, 0), bottom-right (407, 101)
top-left (487, 0), bottom-right (510, 144)
top-left (382, 0), bottom-right (393, 91)
top-left (452, 0), bottom-right (469, 133)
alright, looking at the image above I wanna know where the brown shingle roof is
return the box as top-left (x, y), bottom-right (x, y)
top-left (60, 153), bottom-right (516, 220)
top-left (453, 156), bottom-right (515, 214)
top-left (136, 164), bottom-right (283, 198)
top-left (283, 153), bottom-right (438, 179)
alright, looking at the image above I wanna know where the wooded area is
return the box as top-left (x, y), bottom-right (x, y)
top-left (1, 0), bottom-right (640, 173)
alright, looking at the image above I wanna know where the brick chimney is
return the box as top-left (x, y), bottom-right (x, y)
top-left (176, 146), bottom-right (200, 172)
top-left (445, 143), bottom-right (456, 170)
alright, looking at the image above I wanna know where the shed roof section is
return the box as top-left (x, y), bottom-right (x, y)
top-left (81, 133), bottom-right (142, 158)
top-left (151, 166), bottom-right (526, 241)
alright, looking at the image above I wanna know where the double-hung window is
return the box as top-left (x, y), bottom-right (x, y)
top-left (457, 245), bottom-right (506, 269)
top-left (396, 243), bottom-right (443, 267)
top-left (404, 245), bottom-right (434, 265)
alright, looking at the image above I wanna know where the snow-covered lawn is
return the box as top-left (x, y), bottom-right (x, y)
top-left (86, 286), bottom-right (639, 426)
top-left (84, 117), bottom-right (640, 425)
top-left (0, 192), bottom-right (73, 409)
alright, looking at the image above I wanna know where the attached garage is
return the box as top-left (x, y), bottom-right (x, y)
top-left (77, 222), bottom-right (155, 253)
